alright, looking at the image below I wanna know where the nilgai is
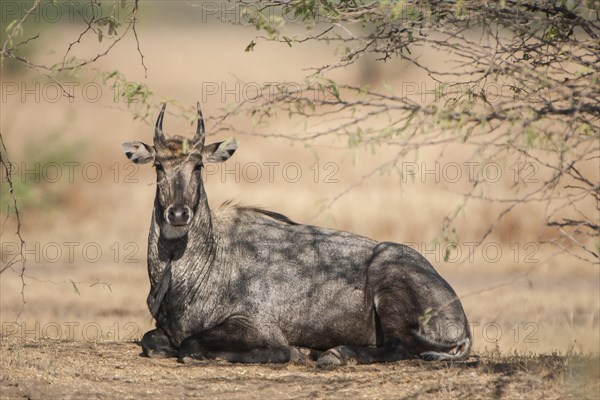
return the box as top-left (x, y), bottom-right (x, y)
top-left (122, 103), bottom-right (471, 366)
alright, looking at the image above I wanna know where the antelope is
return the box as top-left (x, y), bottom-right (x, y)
top-left (122, 103), bottom-right (471, 366)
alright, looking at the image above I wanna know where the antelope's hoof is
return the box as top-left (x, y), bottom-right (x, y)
top-left (316, 349), bottom-right (343, 368)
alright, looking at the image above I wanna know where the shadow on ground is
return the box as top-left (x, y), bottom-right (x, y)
top-left (1, 337), bottom-right (598, 399)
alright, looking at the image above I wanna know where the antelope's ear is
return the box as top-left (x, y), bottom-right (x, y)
top-left (202, 138), bottom-right (238, 163)
top-left (122, 141), bottom-right (155, 164)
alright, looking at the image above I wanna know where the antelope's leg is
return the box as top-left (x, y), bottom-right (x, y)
top-left (179, 345), bottom-right (305, 364)
top-left (316, 342), bottom-right (412, 367)
top-left (140, 328), bottom-right (178, 358)
top-left (177, 318), bottom-right (304, 364)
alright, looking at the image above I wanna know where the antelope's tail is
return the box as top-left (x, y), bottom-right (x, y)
top-left (412, 330), bottom-right (472, 361)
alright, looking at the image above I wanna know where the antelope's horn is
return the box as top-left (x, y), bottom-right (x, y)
top-left (154, 103), bottom-right (167, 144)
top-left (196, 102), bottom-right (205, 148)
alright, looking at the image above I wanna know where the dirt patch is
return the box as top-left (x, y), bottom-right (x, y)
top-left (1, 337), bottom-right (597, 399)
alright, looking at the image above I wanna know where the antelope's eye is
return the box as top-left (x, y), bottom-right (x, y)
top-left (154, 162), bottom-right (164, 172)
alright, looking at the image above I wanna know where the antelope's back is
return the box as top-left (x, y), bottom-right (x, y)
top-left (212, 206), bottom-right (380, 348)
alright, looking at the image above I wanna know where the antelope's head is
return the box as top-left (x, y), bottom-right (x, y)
top-left (122, 103), bottom-right (237, 239)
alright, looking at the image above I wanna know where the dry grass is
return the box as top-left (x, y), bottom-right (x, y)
top-left (1, 336), bottom-right (598, 400)
top-left (1, 11), bottom-right (598, 399)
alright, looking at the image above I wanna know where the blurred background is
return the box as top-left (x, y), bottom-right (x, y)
top-left (0, 1), bottom-right (598, 355)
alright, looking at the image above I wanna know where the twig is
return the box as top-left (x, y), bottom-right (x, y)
top-left (0, 132), bottom-right (26, 319)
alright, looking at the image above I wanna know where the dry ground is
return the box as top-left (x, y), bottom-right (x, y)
top-left (1, 336), bottom-right (598, 400)
top-left (1, 5), bottom-right (599, 399)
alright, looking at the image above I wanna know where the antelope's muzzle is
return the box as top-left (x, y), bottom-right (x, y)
top-left (165, 205), bottom-right (193, 226)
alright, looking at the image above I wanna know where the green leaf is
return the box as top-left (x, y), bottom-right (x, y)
top-left (245, 40), bottom-right (256, 52)
top-left (70, 279), bottom-right (81, 295)
top-left (5, 19), bottom-right (18, 33)
top-left (328, 79), bottom-right (340, 100)
top-left (383, 81), bottom-right (394, 94)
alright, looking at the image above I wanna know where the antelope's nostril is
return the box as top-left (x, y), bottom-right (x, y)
top-left (165, 205), bottom-right (193, 226)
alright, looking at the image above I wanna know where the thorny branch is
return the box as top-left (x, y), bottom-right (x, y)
top-left (1, 0), bottom-right (147, 97)
top-left (0, 132), bottom-right (26, 318)
top-left (219, 0), bottom-right (599, 263)
top-left (0, 0), bottom-right (149, 316)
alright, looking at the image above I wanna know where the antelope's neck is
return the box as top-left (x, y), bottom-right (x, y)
top-left (147, 194), bottom-right (216, 284)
